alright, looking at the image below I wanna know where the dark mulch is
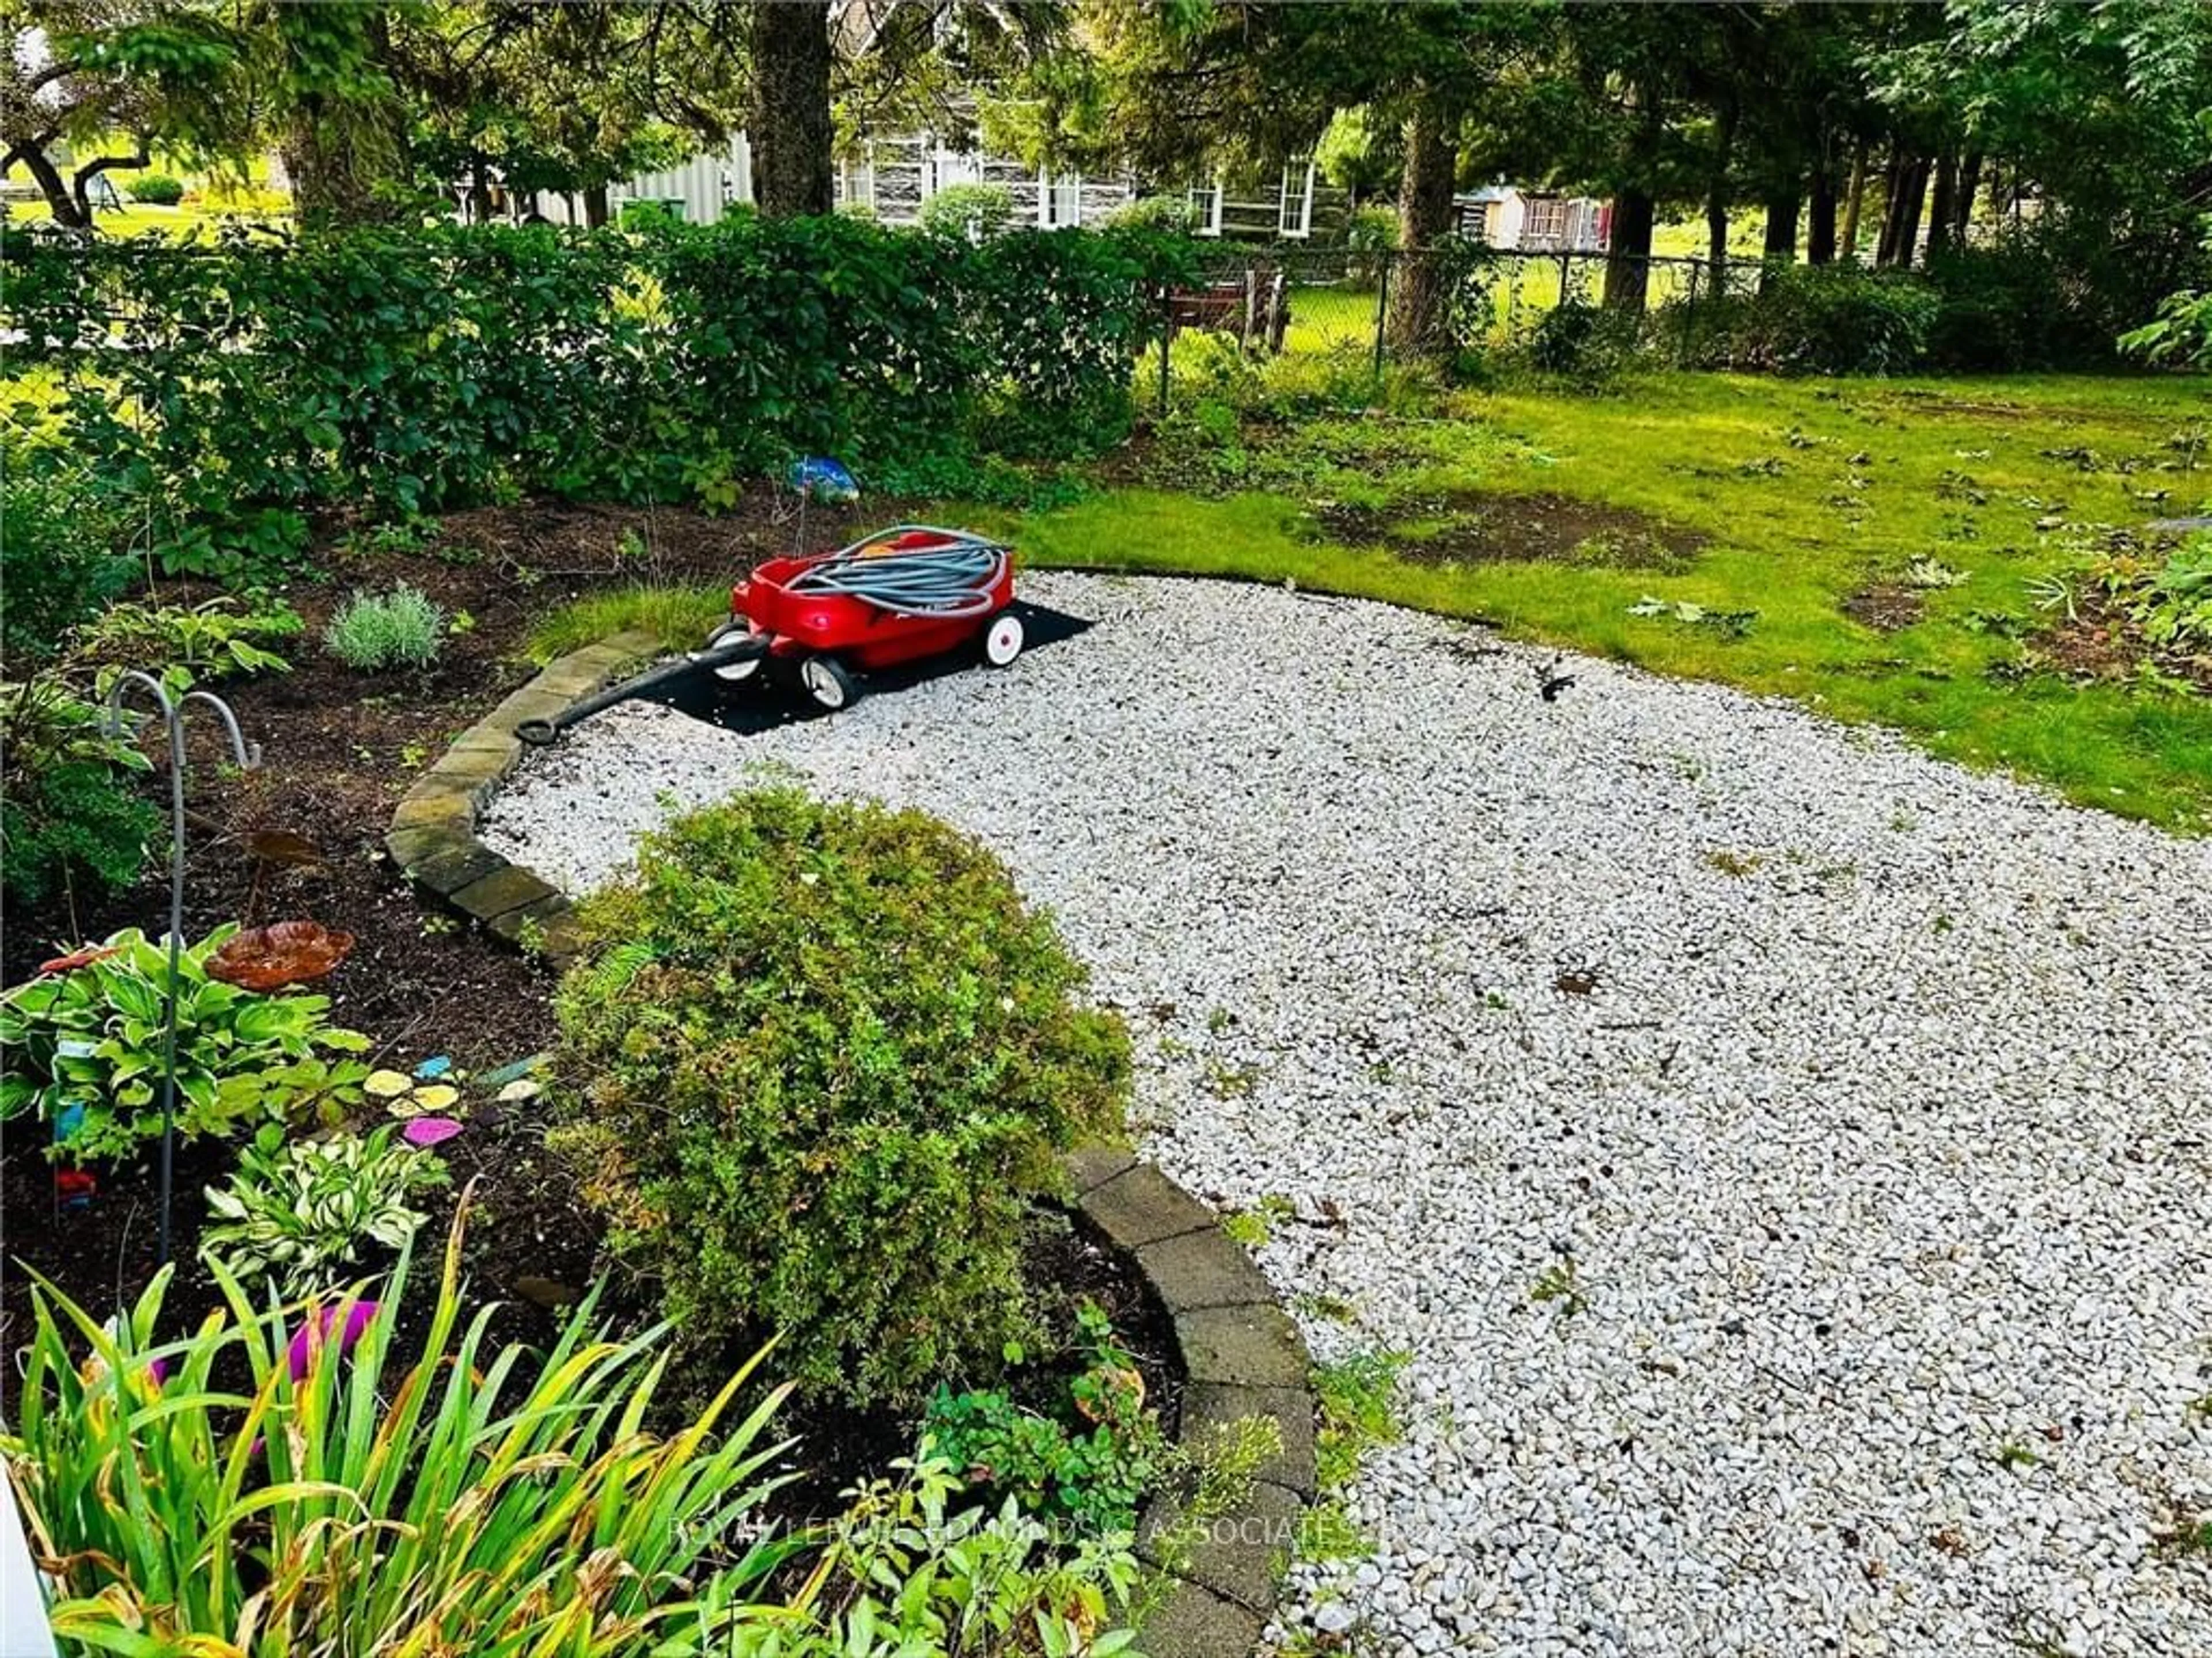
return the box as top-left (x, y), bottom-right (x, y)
top-left (2, 486), bottom-right (1181, 1511)
top-left (1842, 583), bottom-right (1926, 633)
top-left (1305, 488), bottom-right (1705, 571)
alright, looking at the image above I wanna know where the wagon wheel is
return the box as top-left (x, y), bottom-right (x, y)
top-left (979, 609), bottom-right (1026, 668)
top-left (800, 653), bottom-right (858, 711)
top-left (703, 619), bottom-right (762, 681)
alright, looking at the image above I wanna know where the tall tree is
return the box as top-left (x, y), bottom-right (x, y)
top-left (1080, 1), bottom-right (1549, 348)
top-left (2, 0), bottom-right (246, 226)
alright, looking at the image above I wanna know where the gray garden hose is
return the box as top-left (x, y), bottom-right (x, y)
top-left (786, 526), bottom-right (1010, 620)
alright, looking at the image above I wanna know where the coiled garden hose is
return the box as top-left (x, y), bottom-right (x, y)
top-left (784, 526), bottom-right (1010, 620)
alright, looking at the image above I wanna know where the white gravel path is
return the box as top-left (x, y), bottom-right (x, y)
top-left (483, 574), bottom-right (2212, 1658)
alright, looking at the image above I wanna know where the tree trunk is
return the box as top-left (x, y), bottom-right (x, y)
top-left (1603, 76), bottom-right (1664, 313)
top-left (1386, 85), bottom-right (1461, 352)
top-left (1602, 187), bottom-right (1656, 312)
top-left (71, 143), bottom-right (150, 220)
top-left (14, 141), bottom-right (88, 227)
top-left (1760, 189), bottom-right (1800, 290)
top-left (1925, 151), bottom-right (1959, 259)
top-left (1891, 155), bottom-right (1931, 267)
top-left (1706, 97), bottom-right (1737, 281)
top-left (1807, 146), bottom-right (1839, 264)
top-left (1839, 142), bottom-right (1868, 261)
top-left (583, 184), bottom-right (609, 228)
top-left (1952, 149), bottom-right (1982, 242)
top-left (1874, 148), bottom-right (1906, 265)
top-left (748, 0), bottom-right (833, 218)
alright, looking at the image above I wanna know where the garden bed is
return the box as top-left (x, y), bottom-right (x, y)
top-left (7, 484), bottom-right (1194, 1505)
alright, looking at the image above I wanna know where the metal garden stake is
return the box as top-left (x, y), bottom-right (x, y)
top-left (103, 672), bottom-right (259, 1265)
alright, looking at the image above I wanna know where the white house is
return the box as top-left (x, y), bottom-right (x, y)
top-left (1455, 184), bottom-right (1609, 253)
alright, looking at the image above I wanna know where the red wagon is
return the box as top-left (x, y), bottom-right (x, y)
top-left (517, 523), bottom-right (1022, 743)
top-left (708, 525), bottom-right (1024, 710)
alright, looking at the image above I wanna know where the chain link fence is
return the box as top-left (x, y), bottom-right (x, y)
top-left (1153, 242), bottom-right (1768, 407)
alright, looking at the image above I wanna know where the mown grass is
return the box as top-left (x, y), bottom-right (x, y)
top-left (1005, 370), bottom-right (2211, 829)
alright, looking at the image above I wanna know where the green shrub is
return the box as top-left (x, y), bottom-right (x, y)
top-left (551, 790), bottom-right (1129, 1406)
top-left (0, 676), bottom-right (158, 908)
top-left (0, 461), bottom-right (136, 666)
top-left (1520, 298), bottom-right (1646, 381)
top-left (711, 1456), bottom-right (1145, 1656)
top-left (200, 1122), bottom-right (450, 1296)
top-left (5, 1221), bottom-right (807, 1655)
top-left (919, 182), bottom-right (1016, 240)
top-left (1346, 203), bottom-right (1399, 287)
top-left (0, 924), bottom-right (370, 1161)
top-left (2, 219), bottom-right (1184, 551)
top-left (1105, 194), bottom-right (1200, 236)
top-left (1688, 264), bottom-right (1939, 375)
top-left (922, 1303), bottom-right (1170, 1534)
top-left (324, 583), bottom-right (445, 670)
top-left (72, 594), bottom-right (302, 684)
top-left (124, 173), bottom-right (185, 205)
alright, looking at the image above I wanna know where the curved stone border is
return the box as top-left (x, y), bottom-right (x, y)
top-left (1068, 1147), bottom-right (1317, 1658)
top-left (382, 629), bottom-right (664, 959)
top-left (395, 636), bottom-right (1317, 1652)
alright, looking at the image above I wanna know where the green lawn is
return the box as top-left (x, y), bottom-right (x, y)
top-left (1006, 371), bottom-right (2211, 830)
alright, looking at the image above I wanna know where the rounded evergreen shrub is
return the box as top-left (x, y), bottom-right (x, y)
top-left (126, 174), bottom-right (185, 206)
top-left (550, 789), bottom-right (1129, 1407)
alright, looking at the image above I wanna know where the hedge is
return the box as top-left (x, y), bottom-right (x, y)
top-left (1, 219), bottom-right (1190, 580)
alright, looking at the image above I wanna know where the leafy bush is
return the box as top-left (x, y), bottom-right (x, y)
top-left (1689, 265), bottom-right (1940, 375)
top-left (2, 219), bottom-right (1182, 557)
top-left (324, 583), bottom-right (445, 670)
top-left (712, 1457), bottom-right (1145, 1657)
top-left (5, 1220), bottom-right (808, 1655)
top-left (2094, 533), bottom-right (2212, 650)
top-left (0, 676), bottom-right (158, 908)
top-left (125, 172), bottom-right (185, 204)
top-left (1106, 194), bottom-right (1200, 236)
top-left (0, 460), bottom-right (135, 666)
top-left (923, 1303), bottom-right (1170, 1534)
top-left (200, 1122), bottom-right (449, 1295)
top-left (919, 182), bottom-right (1016, 240)
top-left (551, 790), bottom-right (1129, 1406)
top-left (71, 594), bottom-right (302, 684)
top-left (0, 924), bottom-right (370, 1161)
top-left (1346, 203), bottom-right (1399, 287)
top-left (1519, 298), bottom-right (1646, 381)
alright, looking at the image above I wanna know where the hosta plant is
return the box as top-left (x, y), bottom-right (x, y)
top-left (3, 1215), bottom-right (806, 1656)
top-left (0, 924), bottom-right (370, 1160)
top-left (200, 1123), bottom-right (450, 1295)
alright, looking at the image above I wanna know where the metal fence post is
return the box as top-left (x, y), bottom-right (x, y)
top-left (1680, 262), bottom-right (1701, 367)
top-left (1373, 252), bottom-right (1392, 378)
top-left (1158, 287), bottom-right (1173, 417)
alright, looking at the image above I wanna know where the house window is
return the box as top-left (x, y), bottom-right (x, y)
top-left (1522, 196), bottom-right (1568, 249)
top-left (1040, 167), bottom-right (1082, 227)
top-left (1188, 176), bottom-right (1224, 236)
top-left (927, 145), bottom-right (979, 198)
top-left (834, 150), bottom-right (875, 212)
top-left (1278, 158), bottom-right (1316, 238)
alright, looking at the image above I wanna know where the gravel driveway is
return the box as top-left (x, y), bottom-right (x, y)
top-left (483, 574), bottom-right (2212, 1657)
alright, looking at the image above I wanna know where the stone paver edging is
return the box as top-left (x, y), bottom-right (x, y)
top-left (401, 635), bottom-right (1318, 1656)
top-left (1067, 1147), bottom-right (1317, 1658)
top-left (382, 629), bottom-right (663, 957)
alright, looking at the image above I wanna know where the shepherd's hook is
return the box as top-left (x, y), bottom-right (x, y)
top-left (102, 673), bottom-right (259, 1267)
